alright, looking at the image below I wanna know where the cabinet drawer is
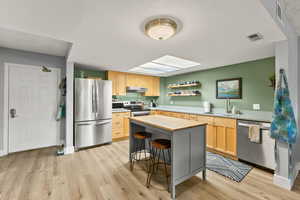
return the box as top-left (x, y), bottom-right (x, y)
top-left (197, 116), bottom-right (214, 125)
top-left (123, 112), bottom-right (130, 117)
top-left (189, 114), bottom-right (198, 121)
top-left (112, 120), bottom-right (123, 130)
top-left (112, 129), bottom-right (123, 139)
top-left (112, 113), bottom-right (123, 118)
top-left (214, 117), bottom-right (236, 128)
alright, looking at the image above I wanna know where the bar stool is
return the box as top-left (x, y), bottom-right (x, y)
top-left (130, 131), bottom-right (152, 171)
top-left (146, 139), bottom-right (171, 191)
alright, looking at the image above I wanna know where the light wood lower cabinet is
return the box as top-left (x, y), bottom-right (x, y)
top-left (213, 117), bottom-right (237, 156)
top-left (156, 110), bottom-right (237, 158)
top-left (206, 125), bottom-right (216, 149)
top-left (112, 112), bottom-right (130, 140)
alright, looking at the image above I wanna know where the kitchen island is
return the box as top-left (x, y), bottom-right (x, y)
top-left (129, 115), bottom-right (207, 199)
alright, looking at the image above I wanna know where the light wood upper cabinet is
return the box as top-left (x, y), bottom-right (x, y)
top-left (107, 71), bottom-right (160, 96)
top-left (107, 71), bottom-right (126, 96)
top-left (126, 73), bottom-right (160, 96)
top-left (145, 76), bottom-right (160, 96)
top-left (126, 73), bottom-right (141, 87)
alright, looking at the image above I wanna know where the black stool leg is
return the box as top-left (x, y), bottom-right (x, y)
top-left (147, 148), bottom-right (157, 187)
top-left (131, 138), bottom-right (138, 171)
top-left (156, 149), bottom-right (162, 172)
top-left (162, 149), bottom-right (169, 191)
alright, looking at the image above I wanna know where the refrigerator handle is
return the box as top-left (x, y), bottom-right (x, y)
top-left (77, 123), bottom-right (92, 126)
top-left (95, 80), bottom-right (98, 113)
top-left (92, 84), bottom-right (95, 113)
top-left (95, 121), bottom-right (111, 126)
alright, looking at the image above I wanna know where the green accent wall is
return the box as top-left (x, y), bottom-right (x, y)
top-left (74, 68), bottom-right (106, 79)
top-left (159, 57), bottom-right (275, 111)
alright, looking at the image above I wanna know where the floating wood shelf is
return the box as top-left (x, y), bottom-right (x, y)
top-left (168, 94), bottom-right (201, 97)
top-left (168, 83), bottom-right (201, 88)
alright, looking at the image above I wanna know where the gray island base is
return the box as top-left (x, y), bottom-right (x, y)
top-left (129, 115), bottom-right (207, 199)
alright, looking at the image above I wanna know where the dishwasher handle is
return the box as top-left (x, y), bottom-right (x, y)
top-left (238, 122), bottom-right (271, 129)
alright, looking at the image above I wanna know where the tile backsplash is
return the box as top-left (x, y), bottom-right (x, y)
top-left (113, 93), bottom-right (158, 104)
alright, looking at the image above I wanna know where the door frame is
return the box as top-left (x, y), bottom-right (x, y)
top-left (3, 63), bottom-right (61, 155)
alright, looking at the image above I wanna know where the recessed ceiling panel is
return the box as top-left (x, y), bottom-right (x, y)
top-left (129, 55), bottom-right (202, 75)
top-left (153, 55), bottom-right (201, 68)
top-left (140, 62), bottom-right (178, 72)
top-left (129, 66), bottom-right (163, 75)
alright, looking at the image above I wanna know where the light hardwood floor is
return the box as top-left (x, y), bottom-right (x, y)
top-left (0, 140), bottom-right (300, 200)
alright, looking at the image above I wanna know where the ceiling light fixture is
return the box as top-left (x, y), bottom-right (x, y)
top-left (145, 18), bottom-right (177, 40)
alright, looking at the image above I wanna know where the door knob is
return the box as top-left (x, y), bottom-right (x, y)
top-left (10, 108), bottom-right (18, 118)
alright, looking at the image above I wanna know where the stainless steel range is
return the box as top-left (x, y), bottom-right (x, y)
top-left (113, 101), bottom-right (150, 116)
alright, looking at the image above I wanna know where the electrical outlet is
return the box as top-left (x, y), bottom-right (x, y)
top-left (253, 104), bottom-right (260, 110)
top-left (170, 101), bottom-right (174, 105)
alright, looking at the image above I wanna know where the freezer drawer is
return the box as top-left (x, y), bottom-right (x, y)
top-left (75, 120), bottom-right (112, 149)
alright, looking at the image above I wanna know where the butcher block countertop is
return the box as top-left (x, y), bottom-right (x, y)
top-left (129, 115), bottom-right (206, 131)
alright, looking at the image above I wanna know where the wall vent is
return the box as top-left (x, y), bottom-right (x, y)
top-left (247, 33), bottom-right (263, 42)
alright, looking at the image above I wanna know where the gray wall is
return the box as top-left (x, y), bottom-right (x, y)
top-left (261, 0), bottom-right (300, 188)
top-left (297, 36), bottom-right (300, 165)
top-left (64, 61), bottom-right (74, 154)
top-left (0, 47), bottom-right (66, 153)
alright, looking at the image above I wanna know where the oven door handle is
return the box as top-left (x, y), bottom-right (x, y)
top-left (132, 111), bottom-right (150, 117)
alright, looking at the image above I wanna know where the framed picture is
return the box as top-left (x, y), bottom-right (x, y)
top-left (216, 78), bottom-right (242, 99)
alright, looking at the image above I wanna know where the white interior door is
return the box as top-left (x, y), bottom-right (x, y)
top-left (8, 64), bottom-right (60, 153)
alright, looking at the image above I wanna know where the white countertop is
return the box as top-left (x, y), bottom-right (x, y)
top-left (148, 105), bottom-right (272, 122)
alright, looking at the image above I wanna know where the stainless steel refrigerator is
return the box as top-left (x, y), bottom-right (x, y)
top-left (74, 78), bottom-right (112, 149)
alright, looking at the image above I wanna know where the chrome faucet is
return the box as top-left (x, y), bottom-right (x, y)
top-left (225, 98), bottom-right (231, 113)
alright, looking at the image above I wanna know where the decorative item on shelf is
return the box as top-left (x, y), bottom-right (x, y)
top-left (216, 78), bottom-right (242, 99)
top-left (268, 74), bottom-right (276, 90)
top-left (167, 80), bottom-right (201, 88)
top-left (167, 90), bottom-right (201, 96)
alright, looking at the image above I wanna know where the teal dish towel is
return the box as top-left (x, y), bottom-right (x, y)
top-left (270, 69), bottom-right (298, 144)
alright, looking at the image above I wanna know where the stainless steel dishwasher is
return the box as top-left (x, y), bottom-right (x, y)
top-left (237, 120), bottom-right (275, 170)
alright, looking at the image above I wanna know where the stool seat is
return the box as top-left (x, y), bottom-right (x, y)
top-left (151, 139), bottom-right (171, 149)
top-left (133, 132), bottom-right (151, 139)
top-left (147, 138), bottom-right (171, 190)
top-left (130, 131), bottom-right (152, 172)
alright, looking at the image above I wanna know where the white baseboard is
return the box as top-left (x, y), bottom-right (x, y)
top-left (64, 146), bottom-right (74, 155)
top-left (273, 174), bottom-right (293, 190)
top-left (0, 150), bottom-right (7, 157)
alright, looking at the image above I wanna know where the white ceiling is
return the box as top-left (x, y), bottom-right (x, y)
top-left (283, 0), bottom-right (300, 35)
top-left (0, 0), bottom-right (287, 76)
top-left (0, 27), bottom-right (71, 57)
